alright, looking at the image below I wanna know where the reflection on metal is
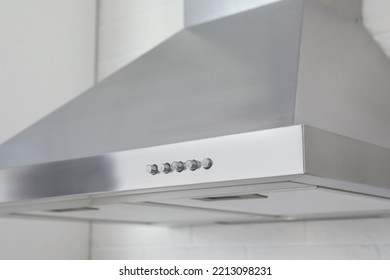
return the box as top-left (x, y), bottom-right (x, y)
top-left (0, 126), bottom-right (305, 203)
top-left (194, 194), bottom-right (268, 202)
top-left (0, 126), bottom-right (390, 225)
top-left (47, 207), bottom-right (99, 213)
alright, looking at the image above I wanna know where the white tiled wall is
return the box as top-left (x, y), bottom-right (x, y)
top-left (0, 0), bottom-right (96, 259)
top-left (91, 0), bottom-right (390, 260)
top-left (0, 0), bottom-right (97, 144)
top-left (0, 218), bottom-right (90, 260)
top-left (91, 218), bottom-right (390, 260)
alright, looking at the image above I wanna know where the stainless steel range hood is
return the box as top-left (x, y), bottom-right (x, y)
top-left (1, 0), bottom-right (390, 225)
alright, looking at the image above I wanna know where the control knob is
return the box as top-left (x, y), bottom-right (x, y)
top-left (185, 160), bottom-right (200, 171)
top-left (202, 158), bottom-right (213, 169)
top-left (158, 163), bottom-right (171, 174)
top-left (145, 164), bottom-right (158, 175)
top-left (171, 161), bottom-right (184, 172)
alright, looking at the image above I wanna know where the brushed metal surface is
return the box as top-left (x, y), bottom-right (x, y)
top-left (1, 0), bottom-right (389, 169)
top-left (0, 126), bottom-right (305, 203)
top-left (17, 203), bottom-right (270, 225)
top-left (184, 0), bottom-right (284, 27)
top-left (294, 0), bottom-right (390, 149)
top-left (9, 181), bottom-right (390, 224)
top-left (294, 126), bottom-right (390, 198)
top-left (155, 186), bottom-right (390, 217)
top-left (1, 125), bottom-right (390, 225)
top-left (0, 0), bottom-right (302, 169)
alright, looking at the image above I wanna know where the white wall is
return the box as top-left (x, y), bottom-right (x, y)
top-left (0, 0), bottom-right (96, 144)
top-left (90, 0), bottom-right (390, 260)
top-left (0, 0), bottom-right (96, 259)
top-left (97, 0), bottom-right (183, 80)
top-left (91, 218), bottom-right (390, 259)
top-left (0, 218), bottom-right (90, 260)
top-left (363, 0), bottom-right (390, 58)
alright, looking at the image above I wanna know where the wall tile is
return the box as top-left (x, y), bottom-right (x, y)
top-left (143, 246), bottom-right (246, 260)
top-left (99, 0), bottom-right (182, 25)
top-left (248, 245), bottom-right (379, 260)
top-left (92, 223), bottom-right (192, 247)
top-left (193, 222), bottom-right (306, 245)
top-left (306, 218), bottom-right (390, 245)
top-left (98, 15), bottom-right (149, 60)
top-left (92, 247), bottom-right (146, 260)
top-left (0, 217), bottom-right (89, 260)
top-left (148, 1), bottom-right (184, 48)
top-left (92, 218), bottom-right (390, 260)
top-left (379, 245), bottom-right (390, 260)
top-left (93, 245), bottom-right (246, 260)
top-left (0, 0), bottom-right (96, 144)
top-left (97, 0), bottom-right (183, 81)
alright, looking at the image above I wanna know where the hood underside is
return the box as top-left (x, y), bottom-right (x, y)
top-left (1, 0), bottom-right (390, 225)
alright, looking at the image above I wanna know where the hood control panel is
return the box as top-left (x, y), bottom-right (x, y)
top-left (146, 158), bottom-right (213, 175)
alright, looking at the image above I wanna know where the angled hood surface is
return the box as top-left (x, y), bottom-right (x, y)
top-left (1, 0), bottom-right (390, 225)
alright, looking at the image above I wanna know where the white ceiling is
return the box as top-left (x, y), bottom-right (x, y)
top-left (363, 0), bottom-right (390, 58)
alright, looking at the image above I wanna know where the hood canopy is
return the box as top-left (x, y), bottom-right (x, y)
top-left (1, 0), bottom-right (390, 169)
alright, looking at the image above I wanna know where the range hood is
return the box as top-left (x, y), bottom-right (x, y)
top-left (1, 0), bottom-right (390, 225)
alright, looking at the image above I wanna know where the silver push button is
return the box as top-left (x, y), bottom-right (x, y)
top-left (171, 161), bottom-right (184, 172)
top-left (158, 163), bottom-right (171, 174)
top-left (145, 164), bottom-right (158, 175)
top-left (202, 158), bottom-right (213, 169)
top-left (185, 160), bottom-right (200, 171)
